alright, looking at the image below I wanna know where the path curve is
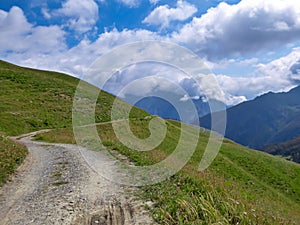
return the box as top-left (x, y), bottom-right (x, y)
top-left (0, 130), bottom-right (156, 225)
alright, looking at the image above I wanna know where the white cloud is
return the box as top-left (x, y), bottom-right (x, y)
top-left (2, 2), bottom-right (300, 108)
top-left (172, 0), bottom-right (300, 59)
top-left (143, 0), bottom-right (197, 28)
top-left (103, 62), bottom-right (187, 95)
top-left (207, 57), bottom-right (259, 74)
top-left (102, 60), bottom-right (240, 106)
top-left (290, 60), bottom-right (300, 76)
top-left (0, 7), bottom-right (66, 53)
top-left (2, 28), bottom-right (160, 77)
top-left (149, 0), bottom-right (160, 5)
top-left (216, 48), bottom-right (300, 101)
top-left (117, 0), bottom-right (140, 8)
top-left (54, 0), bottom-right (99, 33)
top-left (224, 94), bottom-right (247, 106)
top-left (180, 94), bottom-right (200, 101)
top-left (41, 8), bottom-right (51, 19)
top-left (91, 28), bottom-right (161, 52)
top-left (0, 7), bottom-right (31, 52)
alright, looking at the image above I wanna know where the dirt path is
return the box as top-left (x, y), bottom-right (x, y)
top-left (0, 131), bottom-right (156, 225)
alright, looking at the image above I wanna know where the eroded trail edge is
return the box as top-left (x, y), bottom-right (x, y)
top-left (0, 131), bottom-right (155, 225)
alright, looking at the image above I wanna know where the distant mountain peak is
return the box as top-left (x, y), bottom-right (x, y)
top-left (201, 84), bottom-right (300, 163)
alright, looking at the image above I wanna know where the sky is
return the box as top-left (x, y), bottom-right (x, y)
top-left (0, 0), bottom-right (300, 106)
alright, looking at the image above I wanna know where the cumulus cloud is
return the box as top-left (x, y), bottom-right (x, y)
top-left (54, 0), bottom-right (99, 33)
top-left (2, 28), bottom-right (160, 77)
top-left (0, 6), bottom-right (66, 54)
top-left (90, 28), bottom-right (161, 53)
top-left (96, 46), bottom-right (300, 106)
top-left (41, 8), bottom-right (51, 19)
top-left (216, 48), bottom-right (300, 101)
top-left (102, 62), bottom-right (186, 95)
top-left (100, 61), bottom-right (236, 106)
top-left (117, 0), bottom-right (140, 8)
top-left (180, 94), bottom-right (200, 101)
top-left (290, 60), bottom-right (300, 75)
top-left (149, 0), bottom-right (160, 5)
top-left (143, 0), bottom-right (197, 28)
top-left (2, 1), bottom-right (300, 108)
top-left (172, 0), bottom-right (300, 59)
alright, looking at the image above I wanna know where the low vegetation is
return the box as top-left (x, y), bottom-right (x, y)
top-left (0, 60), bottom-right (147, 136)
top-left (0, 60), bottom-right (147, 185)
top-left (0, 133), bottom-right (27, 186)
top-left (37, 119), bottom-right (300, 224)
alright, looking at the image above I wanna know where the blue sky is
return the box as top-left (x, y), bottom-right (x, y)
top-left (0, 0), bottom-right (300, 105)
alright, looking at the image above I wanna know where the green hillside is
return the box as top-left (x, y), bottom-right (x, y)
top-left (0, 60), bottom-right (147, 136)
top-left (1, 60), bottom-right (300, 224)
top-left (36, 119), bottom-right (300, 224)
top-left (0, 60), bottom-right (147, 185)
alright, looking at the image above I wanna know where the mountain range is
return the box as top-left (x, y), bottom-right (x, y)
top-left (132, 82), bottom-right (300, 163)
top-left (134, 95), bottom-right (226, 124)
top-left (201, 85), bottom-right (300, 163)
top-left (134, 96), bottom-right (210, 121)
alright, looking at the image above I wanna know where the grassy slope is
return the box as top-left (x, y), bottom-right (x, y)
top-left (0, 60), bottom-right (147, 136)
top-left (0, 60), bottom-right (76, 135)
top-left (37, 119), bottom-right (300, 224)
top-left (0, 60), bottom-right (148, 185)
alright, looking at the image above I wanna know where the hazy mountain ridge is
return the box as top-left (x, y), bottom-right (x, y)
top-left (201, 85), bottom-right (300, 162)
top-left (134, 95), bottom-right (227, 124)
top-left (134, 96), bottom-right (210, 121)
top-left (264, 135), bottom-right (300, 163)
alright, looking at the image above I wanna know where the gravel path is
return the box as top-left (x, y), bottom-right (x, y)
top-left (0, 131), bottom-right (156, 225)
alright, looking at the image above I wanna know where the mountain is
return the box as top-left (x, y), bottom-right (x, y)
top-left (263, 135), bottom-right (300, 163)
top-left (134, 96), bottom-right (210, 122)
top-left (201, 85), bottom-right (300, 160)
top-left (134, 96), bottom-right (226, 124)
top-left (1, 60), bottom-right (300, 224)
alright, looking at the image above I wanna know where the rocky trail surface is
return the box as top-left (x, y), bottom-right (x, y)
top-left (0, 131), bottom-right (155, 225)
